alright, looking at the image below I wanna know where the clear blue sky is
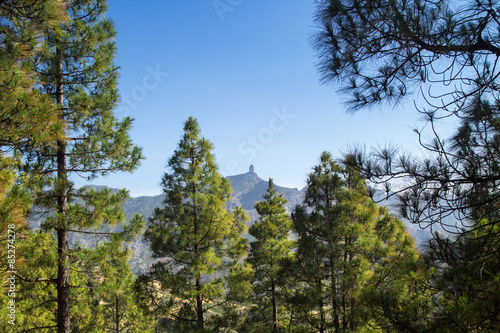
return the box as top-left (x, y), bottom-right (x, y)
top-left (80, 0), bottom-right (427, 197)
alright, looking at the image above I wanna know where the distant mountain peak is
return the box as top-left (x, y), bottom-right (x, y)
top-left (227, 168), bottom-right (264, 194)
top-left (226, 169), bottom-right (305, 216)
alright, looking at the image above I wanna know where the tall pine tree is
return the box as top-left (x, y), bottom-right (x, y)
top-left (95, 248), bottom-right (155, 332)
top-left (0, 0), bottom-right (65, 237)
top-left (15, 1), bottom-right (144, 332)
top-left (291, 152), bottom-right (420, 332)
top-left (0, 0), bottom-right (65, 153)
top-left (247, 178), bottom-right (295, 332)
top-left (312, 2), bottom-right (500, 328)
top-left (142, 117), bottom-right (248, 332)
top-left (1, 2), bottom-right (64, 330)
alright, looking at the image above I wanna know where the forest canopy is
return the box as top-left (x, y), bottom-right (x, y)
top-left (1, 0), bottom-right (499, 332)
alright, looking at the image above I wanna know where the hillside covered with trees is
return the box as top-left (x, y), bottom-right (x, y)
top-left (1, 0), bottom-right (499, 332)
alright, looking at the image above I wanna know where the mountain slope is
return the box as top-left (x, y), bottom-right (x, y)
top-left (227, 165), bottom-right (305, 223)
top-left (31, 166), bottom-right (436, 274)
top-left (63, 166), bottom-right (305, 274)
top-left (123, 165), bottom-right (305, 226)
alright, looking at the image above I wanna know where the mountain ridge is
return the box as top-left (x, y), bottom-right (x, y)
top-left (119, 165), bottom-right (306, 226)
top-left (38, 166), bottom-right (432, 274)
top-left (114, 166), bottom-right (305, 273)
top-left (226, 165), bottom-right (305, 222)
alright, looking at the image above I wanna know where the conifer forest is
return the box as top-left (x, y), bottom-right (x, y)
top-left (1, 0), bottom-right (500, 332)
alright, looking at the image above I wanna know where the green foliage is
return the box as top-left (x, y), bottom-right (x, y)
top-left (0, 0), bottom-right (65, 153)
top-left (290, 152), bottom-right (421, 332)
top-left (93, 249), bottom-right (155, 332)
top-left (312, 0), bottom-right (500, 111)
top-left (0, 1), bottom-right (63, 330)
top-left (424, 220), bottom-right (500, 332)
top-left (0, 1), bottom-right (145, 331)
top-left (246, 178), bottom-right (295, 332)
top-left (9, 0), bottom-right (500, 330)
top-left (312, 0), bottom-right (500, 239)
top-left (0, 0), bottom-right (65, 277)
top-left (142, 117), bottom-right (249, 332)
top-left (313, 1), bottom-right (500, 330)
top-left (0, 231), bottom-right (57, 332)
top-left (0, 156), bottom-right (30, 238)
top-left (360, 208), bottom-right (433, 332)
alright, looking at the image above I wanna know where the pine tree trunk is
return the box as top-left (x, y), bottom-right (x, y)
top-left (343, 247), bottom-right (348, 332)
top-left (193, 179), bottom-right (204, 331)
top-left (317, 276), bottom-right (325, 333)
top-left (196, 276), bottom-right (204, 331)
top-left (56, 140), bottom-right (70, 333)
top-left (272, 279), bottom-right (278, 332)
top-left (116, 294), bottom-right (120, 333)
top-left (287, 303), bottom-right (294, 333)
top-left (55, 43), bottom-right (70, 333)
top-left (331, 255), bottom-right (340, 333)
top-left (57, 225), bottom-right (70, 333)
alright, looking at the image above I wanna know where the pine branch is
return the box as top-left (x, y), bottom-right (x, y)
top-left (14, 272), bottom-right (56, 283)
top-left (20, 326), bottom-right (58, 333)
top-left (66, 228), bottom-right (113, 235)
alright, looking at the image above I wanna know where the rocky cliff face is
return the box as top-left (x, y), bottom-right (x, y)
top-left (227, 165), bottom-right (305, 223)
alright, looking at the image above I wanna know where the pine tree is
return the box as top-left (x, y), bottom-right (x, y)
top-left (0, 0), bottom-right (65, 235)
top-left (0, 2), bottom-right (65, 331)
top-left (95, 249), bottom-right (155, 333)
top-left (0, 231), bottom-right (58, 332)
top-left (142, 117), bottom-right (248, 332)
top-left (291, 152), bottom-right (421, 332)
top-left (312, 2), bottom-right (500, 329)
top-left (0, 0), bottom-right (65, 153)
top-left (9, 1), bottom-right (144, 332)
top-left (247, 178), bottom-right (295, 332)
top-left (361, 206), bottom-right (431, 332)
top-left (424, 218), bottom-right (500, 331)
